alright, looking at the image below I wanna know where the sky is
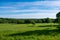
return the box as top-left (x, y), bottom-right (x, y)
top-left (0, 0), bottom-right (60, 19)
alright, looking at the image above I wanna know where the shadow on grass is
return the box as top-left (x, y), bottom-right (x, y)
top-left (7, 28), bottom-right (60, 36)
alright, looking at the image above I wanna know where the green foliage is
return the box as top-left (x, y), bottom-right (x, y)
top-left (57, 17), bottom-right (60, 29)
top-left (56, 12), bottom-right (60, 28)
top-left (30, 20), bottom-right (35, 24)
top-left (45, 18), bottom-right (52, 23)
top-left (17, 20), bottom-right (24, 24)
top-left (0, 18), bottom-right (57, 24)
top-left (56, 12), bottom-right (60, 18)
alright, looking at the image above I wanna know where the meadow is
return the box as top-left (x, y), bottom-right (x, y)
top-left (0, 23), bottom-right (60, 40)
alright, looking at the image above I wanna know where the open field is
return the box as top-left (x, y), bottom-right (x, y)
top-left (0, 23), bottom-right (60, 40)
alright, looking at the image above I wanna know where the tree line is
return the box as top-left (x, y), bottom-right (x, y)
top-left (0, 18), bottom-right (57, 24)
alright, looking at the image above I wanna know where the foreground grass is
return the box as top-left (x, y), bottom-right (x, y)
top-left (0, 23), bottom-right (59, 40)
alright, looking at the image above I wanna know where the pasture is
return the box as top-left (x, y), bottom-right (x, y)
top-left (0, 23), bottom-right (60, 40)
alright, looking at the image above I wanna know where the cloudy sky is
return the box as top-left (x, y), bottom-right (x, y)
top-left (0, 0), bottom-right (60, 19)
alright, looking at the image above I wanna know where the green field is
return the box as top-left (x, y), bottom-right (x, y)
top-left (0, 23), bottom-right (60, 40)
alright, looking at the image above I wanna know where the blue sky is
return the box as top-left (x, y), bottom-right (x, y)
top-left (0, 0), bottom-right (60, 19)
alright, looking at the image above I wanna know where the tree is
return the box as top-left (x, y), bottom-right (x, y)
top-left (31, 20), bottom-right (35, 25)
top-left (0, 19), bottom-right (3, 23)
top-left (56, 12), bottom-right (60, 28)
top-left (25, 19), bottom-right (31, 24)
top-left (41, 19), bottom-right (46, 23)
top-left (45, 18), bottom-right (52, 23)
top-left (30, 20), bottom-right (35, 27)
top-left (38, 20), bottom-right (42, 23)
top-left (17, 20), bottom-right (24, 24)
top-left (56, 12), bottom-right (60, 18)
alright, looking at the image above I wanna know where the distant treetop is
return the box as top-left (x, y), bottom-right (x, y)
top-left (56, 12), bottom-right (60, 18)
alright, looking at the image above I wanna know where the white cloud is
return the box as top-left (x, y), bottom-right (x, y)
top-left (0, 10), bottom-right (59, 14)
top-left (11, 10), bottom-right (60, 13)
top-left (33, 1), bottom-right (60, 6)
top-left (0, 1), bottom-right (60, 18)
top-left (0, 13), bottom-right (56, 19)
top-left (13, 1), bottom-right (60, 6)
top-left (0, 9), bottom-right (59, 19)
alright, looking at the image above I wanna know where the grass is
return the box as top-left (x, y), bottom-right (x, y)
top-left (0, 23), bottom-right (59, 40)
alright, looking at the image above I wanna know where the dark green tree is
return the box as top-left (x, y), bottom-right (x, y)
top-left (56, 12), bottom-right (60, 18)
top-left (56, 12), bottom-right (60, 28)
top-left (17, 20), bottom-right (24, 24)
top-left (31, 20), bottom-right (35, 24)
top-left (30, 20), bottom-right (35, 27)
top-left (45, 18), bottom-right (52, 23)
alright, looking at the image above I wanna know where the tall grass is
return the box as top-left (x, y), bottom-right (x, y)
top-left (0, 23), bottom-right (59, 40)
